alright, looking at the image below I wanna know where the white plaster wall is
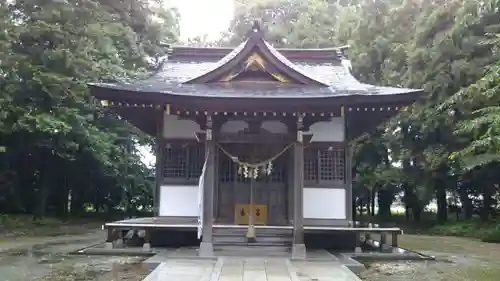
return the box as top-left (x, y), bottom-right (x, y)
top-left (261, 120), bottom-right (288, 133)
top-left (303, 188), bottom-right (346, 219)
top-left (220, 120), bottom-right (288, 134)
top-left (221, 120), bottom-right (248, 133)
top-left (159, 185), bottom-right (199, 217)
top-left (163, 115), bottom-right (201, 139)
top-left (306, 117), bottom-right (344, 142)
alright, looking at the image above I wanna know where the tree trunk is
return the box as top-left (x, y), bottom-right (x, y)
top-left (459, 187), bottom-right (473, 220)
top-left (405, 204), bottom-right (410, 221)
top-left (366, 195), bottom-right (371, 218)
top-left (401, 125), bottom-right (412, 222)
top-left (412, 204), bottom-right (422, 222)
top-left (371, 188), bottom-right (376, 217)
top-left (33, 153), bottom-right (51, 221)
top-left (56, 183), bottom-right (69, 218)
top-left (33, 183), bottom-right (50, 221)
top-left (352, 197), bottom-right (357, 222)
top-left (436, 185), bottom-right (447, 223)
top-left (377, 189), bottom-right (392, 221)
top-left (70, 186), bottom-right (85, 216)
top-left (358, 198), bottom-right (363, 218)
top-left (481, 185), bottom-right (494, 221)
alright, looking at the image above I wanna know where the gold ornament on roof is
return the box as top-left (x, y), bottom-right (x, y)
top-left (271, 73), bottom-right (288, 83)
top-left (244, 53), bottom-right (266, 70)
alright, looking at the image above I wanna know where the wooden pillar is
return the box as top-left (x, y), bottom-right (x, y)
top-left (143, 228), bottom-right (151, 250)
top-left (391, 232), bottom-right (399, 253)
top-left (287, 150), bottom-right (295, 224)
top-left (379, 232), bottom-right (387, 252)
top-left (343, 107), bottom-right (354, 224)
top-left (354, 232), bottom-right (363, 253)
top-left (345, 144), bottom-right (353, 223)
top-left (292, 115), bottom-right (306, 260)
top-left (199, 116), bottom-right (215, 257)
top-left (154, 108), bottom-right (164, 216)
top-left (105, 227), bottom-right (114, 249)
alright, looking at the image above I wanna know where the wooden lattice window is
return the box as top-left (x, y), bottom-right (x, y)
top-left (304, 144), bottom-right (345, 185)
top-left (259, 151), bottom-right (286, 183)
top-left (219, 154), bottom-right (236, 183)
top-left (163, 142), bottom-right (205, 180)
top-left (319, 147), bottom-right (345, 181)
top-left (304, 146), bottom-right (318, 182)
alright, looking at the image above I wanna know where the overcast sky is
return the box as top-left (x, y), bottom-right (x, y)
top-left (139, 0), bottom-right (234, 167)
top-left (169, 0), bottom-right (234, 40)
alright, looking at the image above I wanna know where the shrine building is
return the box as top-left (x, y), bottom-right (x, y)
top-left (89, 22), bottom-right (423, 258)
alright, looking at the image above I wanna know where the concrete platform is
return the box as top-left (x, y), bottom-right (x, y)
top-left (104, 217), bottom-right (402, 234)
top-left (142, 257), bottom-right (361, 281)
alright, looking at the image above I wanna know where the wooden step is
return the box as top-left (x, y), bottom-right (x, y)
top-left (213, 239), bottom-right (293, 245)
top-left (213, 235), bottom-right (293, 244)
top-left (213, 239), bottom-right (292, 247)
top-left (213, 227), bottom-right (293, 236)
top-left (212, 226), bottom-right (294, 256)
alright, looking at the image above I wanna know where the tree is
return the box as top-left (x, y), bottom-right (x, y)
top-left (0, 0), bottom-right (179, 219)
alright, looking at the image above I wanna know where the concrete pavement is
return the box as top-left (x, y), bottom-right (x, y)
top-left (143, 257), bottom-right (361, 281)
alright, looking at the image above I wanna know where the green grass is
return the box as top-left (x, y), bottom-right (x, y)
top-left (425, 221), bottom-right (500, 242)
top-left (357, 212), bottom-right (500, 243)
top-left (0, 214), bottom-right (64, 228)
top-left (0, 214), bottom-right (102, 238)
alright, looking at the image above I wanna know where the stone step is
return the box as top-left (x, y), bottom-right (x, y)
top-left (212, 226), bottom-right (294, 257)
top-left (213, 240), bottom-right (292, 247)
top-left (214, 236), bottom-right (293, 244)
top-left (216, 250), bottom-right (291, 258)
top-left (213, 227), bottom-right (293, 236)
top-left (213, 231), bottom-right (293, 238)
top-left (213, 232), bottom-right (292, 238)
top-left (214, 245), bottom-right (291, 254)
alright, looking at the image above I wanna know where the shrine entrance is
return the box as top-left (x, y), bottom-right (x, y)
top-left (215, 142), bottom-right (291, 226)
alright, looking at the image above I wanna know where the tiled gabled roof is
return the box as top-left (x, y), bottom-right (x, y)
top-left (89, 21), bottom-right (423, 101)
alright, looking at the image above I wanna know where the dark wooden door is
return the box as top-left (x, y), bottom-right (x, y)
top-left (216, 143), bottom-right (289, 225)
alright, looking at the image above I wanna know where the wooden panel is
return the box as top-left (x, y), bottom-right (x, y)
top-left (268, 186), bottom-right (287, 225)
top-left (218, 183), bottom-right (287, 225)
top-left (216, 143), bottom-right (290, 225)
top-left (217, 184), bottom-right (234, 223)
top-left (235, 204), bottom-right (268, 225)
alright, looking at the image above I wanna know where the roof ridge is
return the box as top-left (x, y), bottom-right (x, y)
top-left (169, 46), bottom-right (347, 61)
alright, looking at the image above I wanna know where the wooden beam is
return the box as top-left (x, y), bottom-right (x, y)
top-left (154, 109), bottom-right (164, 216)
top-left (292, 115), bottom-right (306, 259)
top-left (345, 144), bottom-right (354, 223)
top-left (199, 116), bottom-right (215, 257)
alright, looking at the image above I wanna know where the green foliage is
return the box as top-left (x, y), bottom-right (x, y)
top-left (221, 0), bottom-right (500, 224)
top-left (0, 0), bottom-right (179, 218)
top-left (427, 222), bottom-right (493, 238)
top-left (481, 225), bottom-right (500, 243)
top-left (0, 214), bottom-right (62, 228)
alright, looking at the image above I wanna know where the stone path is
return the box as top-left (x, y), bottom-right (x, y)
top-left (143, 257), bottom-right (361, 281)
top-left (291, 260), bottom-right (361, 281)
top-left (143, 259), bottom-right (217, 281)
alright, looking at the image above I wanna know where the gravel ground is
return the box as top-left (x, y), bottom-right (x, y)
top-left (0, 229), bottom-right (150, 281)
top-left (3, 227), bottom-right (499, 281)
top-left (360, 235), bottom-right (500, 281)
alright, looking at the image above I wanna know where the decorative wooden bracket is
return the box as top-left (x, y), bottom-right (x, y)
top-left (206, 115), bottom-right (213, 141)
top-left (297, 114), bottom-right (304, 143)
